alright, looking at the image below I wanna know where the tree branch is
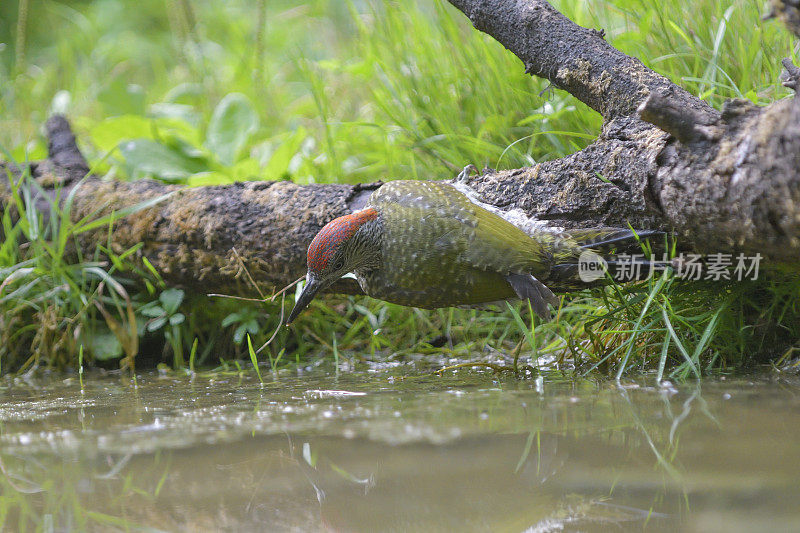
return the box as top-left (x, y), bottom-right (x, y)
top-left (446, 0), bottom-right (719, 123)
top-left (637, 92), bottom-right (721, 144)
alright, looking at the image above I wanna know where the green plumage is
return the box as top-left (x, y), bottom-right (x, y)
top-left (357, 180), bottom-right (572, 310)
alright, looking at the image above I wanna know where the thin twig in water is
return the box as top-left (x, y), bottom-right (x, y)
top-left (229, 247), bottom-right (295, 354)
top-left (437, 362), bottom-right (528, 375)
top-left (207, 294), bottom-right (266, 303)
top-left (257, 290), bottom-right (286, 354)
top-left (228, 250), bottom-right (306, 353)
top-left (270, 275), bottom-right (304, 302)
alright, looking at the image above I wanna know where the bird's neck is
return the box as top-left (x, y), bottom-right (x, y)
top-left (347, 213), bottom-right (383, 273)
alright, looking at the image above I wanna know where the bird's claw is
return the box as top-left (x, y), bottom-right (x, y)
top-left (456, 164), bottom-right (478, 183)
top-left (781, 58), bottom-right (800, 92)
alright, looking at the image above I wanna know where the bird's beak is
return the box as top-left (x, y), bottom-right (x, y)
top-left (285, 275), bottom-right (321, 325)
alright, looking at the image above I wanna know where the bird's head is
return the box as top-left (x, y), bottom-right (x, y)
top-left (286, 208), bottom-right (378, 324)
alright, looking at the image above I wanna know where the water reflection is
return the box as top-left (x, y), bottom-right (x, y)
top-left (0, 369), bottom-right (798, 531)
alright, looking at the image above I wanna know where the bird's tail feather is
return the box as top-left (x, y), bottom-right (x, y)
top-left (547, 228), bottom-right (671, 290)
top-left (568, 228), bottom-right (666, 254)
top-left (510, 228), bottom-right (669, 318)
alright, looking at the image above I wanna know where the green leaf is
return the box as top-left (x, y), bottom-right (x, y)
top-left (90, 115), bottom-right (154, 153)
top-left (140, 305), bottom-right (165, 318)
top-left (149, 103), bottom-right (201, 128)
top-left (206, 93), bottom-right (259, 166)
top-left (119, 139), bottom-right (206, 181)
top-left (247, 334), bottom-right (263, 384)
top-left (169, 313), bottom-right (185, 326)
top-left (0, 278), bottom-right (41, 305)
top-left (186, 171), bottom-right (236, 187)
top-left (164, 133), bottom-right (207, 159)
top-left (99, 79), bottom-right (146, 116)
top-left (159, 288), bottom-right (184, 313)
top-left (10, 140), bottom-right (47, 162)
top-left (148, 316), bottom-right (167, 332)
top-left (230, 157), bottom-right (261, 181)
top-left (261, 128), bottom-right (308, 179)
top-left (163, 82), bottom-right (204, 104)
top-left (89, 330), bottom-right (123, 361)
top-left (234, 324), bottom-right (247, 344)
top-left (222, 312), bottom-right (243, 327)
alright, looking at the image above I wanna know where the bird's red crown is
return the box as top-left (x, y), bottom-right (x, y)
top-left (307, 208), bottom-right (378, 272)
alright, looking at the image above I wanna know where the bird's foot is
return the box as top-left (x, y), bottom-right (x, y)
top-left (781, 57), bottom-right (800, 92)
top-left (455, 164), bottom-right (478, 183)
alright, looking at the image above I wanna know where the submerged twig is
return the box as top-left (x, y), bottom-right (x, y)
top-left (270, 275), bottom-right (304, 302)
top-left (257, 290), bottom-right (286, 355)
top-left (230, 247), bottom-right (298, 355)
top-left (207, 294), bottom-right (265, 303)
top-left (436, 360), bottom-right (537, 376)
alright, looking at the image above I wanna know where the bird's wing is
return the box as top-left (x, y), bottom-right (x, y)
top-left (370, 180), bottom-right (551, 277)
top-left (371, 181), bottom-right (471, 266)
top-left (462, 203), bottom-right (552, 277)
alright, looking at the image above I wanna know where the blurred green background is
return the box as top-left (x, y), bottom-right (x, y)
top-left (2, 0), bottom-right (794, 184)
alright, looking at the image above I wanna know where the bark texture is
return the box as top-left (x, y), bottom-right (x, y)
top-left (447, 0), bottom-right (718, 122)
top-left (2, 1), bottom-right (800, 298)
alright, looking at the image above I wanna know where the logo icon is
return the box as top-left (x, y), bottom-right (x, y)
top-left (578, 251), bottom-right (608, 282)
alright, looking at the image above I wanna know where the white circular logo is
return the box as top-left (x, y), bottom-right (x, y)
top-left (578, 251), bottom-right (608, 282)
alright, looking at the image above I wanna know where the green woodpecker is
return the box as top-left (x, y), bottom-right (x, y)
top-left (287, 169), bottom-right (658, 324)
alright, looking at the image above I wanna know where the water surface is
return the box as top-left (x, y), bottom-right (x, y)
top-left (1, 366), bottom-right (798, 531)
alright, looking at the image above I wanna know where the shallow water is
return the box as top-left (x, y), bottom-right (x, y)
top-left (0, 366), bottom-right (798, 532)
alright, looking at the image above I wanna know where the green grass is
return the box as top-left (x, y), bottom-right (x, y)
top-left (1, 0), bottom-right (799, 378)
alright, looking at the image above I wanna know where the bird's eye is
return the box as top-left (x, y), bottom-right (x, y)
top-left (333, 260), bottom-right (345, 271)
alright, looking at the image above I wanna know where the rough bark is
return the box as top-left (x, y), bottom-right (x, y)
top-left (447, 0), bottom-right (719, 122)
top-left (2, 1), bottom-right (800, 298)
